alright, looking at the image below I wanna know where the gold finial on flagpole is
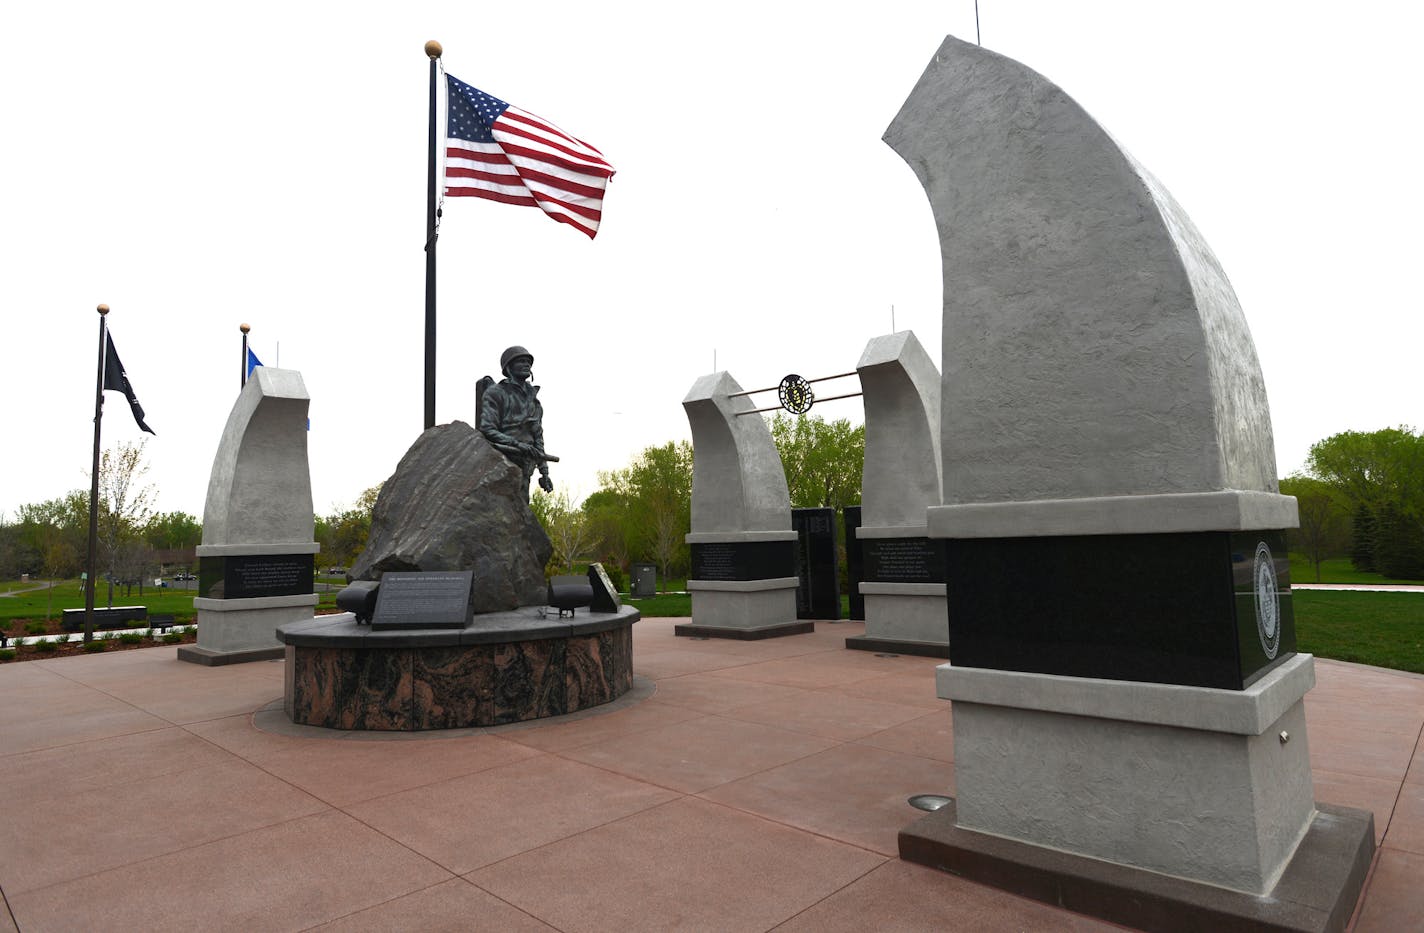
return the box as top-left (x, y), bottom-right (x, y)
top-left (240, 323), bottom-right (250, 334)
top-left (97, 304), bottom-right (109, 315)
top-left (425, 40), bottom-right (442, 59)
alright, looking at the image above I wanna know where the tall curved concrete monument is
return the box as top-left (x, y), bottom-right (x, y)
top-left (891, 36), bottom-right (1372, 931)
top-left (179, 367), bottom-right (318, 665)
top-left (678, 372), bottom-right (806, 639)
top-left (844, 331), bottom-right (948, 656)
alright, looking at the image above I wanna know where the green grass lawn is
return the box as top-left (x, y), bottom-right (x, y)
top-left (1293, 590), bottom-right (1424, 674)
top-left (1288, 555), bottom-right (1422, 585)
top-left (0, 579), bottom-right (338, 629)
top-left (623, 592), bottom-right (691, 617)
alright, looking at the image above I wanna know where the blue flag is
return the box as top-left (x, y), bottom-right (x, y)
top-left (246, 347), bottom-right (263, 378)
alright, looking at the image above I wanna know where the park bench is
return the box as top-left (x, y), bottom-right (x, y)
top-left (60, 606), bottom-right (147, 633)
top-left (149, 615), bottom-right (180, 635)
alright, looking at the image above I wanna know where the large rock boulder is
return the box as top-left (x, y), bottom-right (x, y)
top-left (350, 421), bottom-right (551, 612)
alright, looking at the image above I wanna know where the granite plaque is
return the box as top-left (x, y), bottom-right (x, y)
top-left (863, 537), bottom-right (947, 583)
top-left (370, 571), bottom-right (473, 630)
top-left (588, 562), bottom-right (621, 613)
top-left (690, 541), bottom-right (797, 581)
top-left (945, 531), bottom-right (1296, 690)
top-left (1231, 530), bottom-right (1296, 686)
top-left (198, 554), bottom-right (315, 599)
top-left (843, 506), bottom-right (864, 620)
top-left (793, 507), bottom-right (840, 620)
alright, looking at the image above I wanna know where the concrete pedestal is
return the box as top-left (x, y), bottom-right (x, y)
top-left (676, 576), bottom-right (806, 639)
top-left (180, 592), bottom-right (315, 665)
top-left (898, 654), bottom-right (1376, 929)
top-left (941, 656), bottom-right (1320, 892)
top-left (845, 583), bottom-right (948, 657)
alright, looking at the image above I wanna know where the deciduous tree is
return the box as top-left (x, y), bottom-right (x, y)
top-left (769, 413), bottom-right (864, 511)
top-left (1279, 476), bottom-right (1349, 582)
top-left (1306, 427), bottom-right (1424, 579)
top-left (94, 441), bottom-right (155, 607)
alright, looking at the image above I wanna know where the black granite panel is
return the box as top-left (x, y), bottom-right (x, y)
top-left (863, 537), bottom-right (948, 584)
top-left (945, 531), bottom-right (1296, 690)
top-left (1232, 530), bottom-right (1297, 688)
top-left (690, 541), bottom-right (796, 581)
top-left (793, 508), bottom-right (840, 620)
top-left (371, 571), bottom-right (473, 629)
top-left (843, 506), bottom-right (865, 620)
top-left (199, 554), bottom-right (315, 599)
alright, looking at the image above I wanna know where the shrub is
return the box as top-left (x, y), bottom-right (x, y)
top-left (25, 621), bottom-right (46, 635)
top-left (34, 638), bottom-right (57, 653)
top-left (162, 632), bottom-right (183, 645)
top-left (83, 640), bottom-right (107, 653)
top-left (119, 632), bottom-right (144, 645)
top-left (0, 649), bottom-right (15, 662)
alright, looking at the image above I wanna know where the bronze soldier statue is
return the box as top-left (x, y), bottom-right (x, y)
top-left (478, 346), bottom-right (555, 500)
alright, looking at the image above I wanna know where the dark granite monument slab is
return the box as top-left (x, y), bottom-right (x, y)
top-left (690, 540), bottom-right (796, 581)
top-left (199, 553), bottom-right (314, 599)
top-left (862, 537), bottom-right (947, 584)
top-left (793, 507), bottom-right (840, 620)
top-left (370, 571), bottom-right (474, 630)
top-left (945, 530), bottom-right (1295, 690)
top-left (843, 506), bottom-right (864, 620)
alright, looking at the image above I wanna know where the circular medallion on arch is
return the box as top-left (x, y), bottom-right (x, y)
top-left (778, 374), bottom-right (814, 414)
top-left (1253, 540), bottom-right (1281, 660)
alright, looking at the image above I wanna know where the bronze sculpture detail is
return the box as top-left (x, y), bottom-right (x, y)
top-left (478, 346), bottom-right (555, 500)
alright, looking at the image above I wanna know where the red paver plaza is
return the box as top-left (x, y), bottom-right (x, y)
top-left (1, 619), bottom-right (1420, 931)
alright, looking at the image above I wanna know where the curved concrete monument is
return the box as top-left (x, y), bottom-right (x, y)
top-left (179, 367), bottom-right (318, 665)
top-left (891, 36), bottom-right (1371, 931)
top-left (678, 372), bottom-right (805, 639)
top-left (844, 331), bottom-right (948, 656)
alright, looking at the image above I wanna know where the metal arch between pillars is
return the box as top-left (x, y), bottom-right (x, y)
top-left (728, 370), bottom-right (863, 416)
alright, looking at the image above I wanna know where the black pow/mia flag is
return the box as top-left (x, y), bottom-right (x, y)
top-left (102, 333), bottom-right (155, 435)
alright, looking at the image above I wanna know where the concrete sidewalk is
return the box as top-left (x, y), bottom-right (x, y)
top-left (1, 619), bottom-right (1420, 931)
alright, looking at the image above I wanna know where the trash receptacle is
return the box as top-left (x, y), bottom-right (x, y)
top-left (631, 562), bottom-right (657, 598)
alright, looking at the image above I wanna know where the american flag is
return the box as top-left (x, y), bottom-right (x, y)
top-left (444, 75), bottom-right (615, 239)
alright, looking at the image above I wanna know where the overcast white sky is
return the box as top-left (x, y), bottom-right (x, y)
top-left (3, 1), bottom-right (1419, 522)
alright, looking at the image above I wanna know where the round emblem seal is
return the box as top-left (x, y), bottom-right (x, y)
top-left (778, 374), bottom-right (814, 414)
top-left (1253, 541), bottom-right (1281, 659)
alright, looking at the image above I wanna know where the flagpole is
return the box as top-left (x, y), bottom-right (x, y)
top-left (424, 39), bottom-right (443, 430)
top-left (241, 322), bottom-right (250, 388)
top-left (84, 304), bottom-right (109, 644)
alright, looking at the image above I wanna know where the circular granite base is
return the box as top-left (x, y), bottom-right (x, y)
top-left (276, 606), bottom-right (639, 731)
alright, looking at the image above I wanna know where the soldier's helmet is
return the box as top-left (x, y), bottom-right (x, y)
top-left (500, 346), bottom-right (534, 375)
